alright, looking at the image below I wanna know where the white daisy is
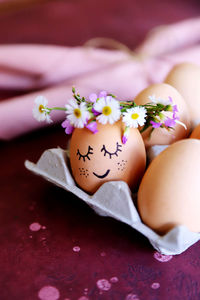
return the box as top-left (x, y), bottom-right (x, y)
top-left (122, 106), bottom-right (147, 128)
top-left (93, 96), bottom-right (121, 125)
top-left (32, 96), bottom-right (52, 123)
top-left (148, 94), bottom-right (172, 106)
top-left (65, 99), bottom-right (90, 128)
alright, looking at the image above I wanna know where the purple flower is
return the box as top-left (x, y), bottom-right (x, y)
top-left (168, 96), bottom-right (173, 104)
top-left (92, 107), bottom-right (100, 116)
top-left (61, 119), bottom-right (74, 134)
top-left (122, 135), bottom-right (128, 144)
top-left (164, 117), bottom-right (176, 127)
top-left (88, 91), bottom-right (107, 103)
top-left (86, 121), bottom-right (98, 134)
top-left (172, 104), bottom-right (179, 120)
top-left (89, 93), bottom-right (97, 103)
top-left (173, 104), bottom-right (178, 113)
top-left (150, 120), bottom-right (162, 128)
top-left (99, 91), bottom-right (107, 98)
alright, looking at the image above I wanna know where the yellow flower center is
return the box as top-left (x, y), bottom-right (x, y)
top-left (39, 104), bottom-right (44, 113)
top-left (102, 106), bottom-right (112, 116)
top-left (74, 108), bottom-right (82, 118)
top-left (131, 113), bottom-right (139, 120)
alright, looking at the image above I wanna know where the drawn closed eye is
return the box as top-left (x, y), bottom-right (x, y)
top-left (77, 146), bottom-right (93, 162)
top-left (101, 142), bottom-right (122, 159)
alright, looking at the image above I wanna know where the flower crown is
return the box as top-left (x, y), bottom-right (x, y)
top-left (33, 87), bottom-right (186, 144)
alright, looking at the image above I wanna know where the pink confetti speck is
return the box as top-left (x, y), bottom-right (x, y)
top-left (29, 222), bottom-right (42, 232)
top-left (42, 226), bottom-right (46, 230)
top-left (151, 282), bottom-right (160, 289)
top-left (96, 279), bottom-right (111, 291)
top-left (154, 252), bottom-right (173, 262)
top-left (125, 294), bottom-right (140, 300)
top-left (100, 252), bottom-right (106, 257)
top-left (84, 288), bottom-right (88, 295)
top-left (78, 297), bottom-right (89, 300)
top-left (38, 286), bottom-right (60, 300)
top-left (29, 235), bottom-right (32, 239)
top-left (73, 246), bottom-right (80, 252)
top-left (110, 277), bottom-right (119, 283)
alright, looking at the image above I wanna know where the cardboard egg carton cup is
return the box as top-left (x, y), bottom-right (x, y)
top-left (25, 145), bottom-right (200, 255)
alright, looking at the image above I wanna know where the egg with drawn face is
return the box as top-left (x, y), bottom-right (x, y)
top-left (69, 121), bottom-right (146, 194)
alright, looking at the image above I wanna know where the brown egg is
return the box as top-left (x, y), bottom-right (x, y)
top-left (70, 121), bottom-right (146, 194)
top-left (165, 63), bottom-right (200, 127)
top-left (190, 123), bottom-right (200, 139)
top-left (134, 83), bottom-right (190, 148)
top-left (138, 139), bottom-right (200, 234)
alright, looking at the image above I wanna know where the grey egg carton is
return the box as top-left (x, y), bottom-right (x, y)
top-left (25, 146), bottom-right (200, 255)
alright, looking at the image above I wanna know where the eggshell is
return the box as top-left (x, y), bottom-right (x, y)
top-left (190, 123), bottom-right (200, 139)
top-left (138, 139), bottom-right (200, 234)
top-left (165, 63), bottom-right (200, 128)
top-left (134, 83), bottom-right (190, 148)
top-left (70, 120), bottom-right (146, 194)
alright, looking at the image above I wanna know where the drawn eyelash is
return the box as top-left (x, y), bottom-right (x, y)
top-left (101, 142), bottom-right (122, 159)
top-left (77, 146), bottom-right (93, 162)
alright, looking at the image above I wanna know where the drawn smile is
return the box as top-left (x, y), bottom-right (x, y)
top-left (93, 169), bottom-right (110, 179)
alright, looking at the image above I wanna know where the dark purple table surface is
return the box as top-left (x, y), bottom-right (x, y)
top-left (1, 1), bottom-right (200, 299)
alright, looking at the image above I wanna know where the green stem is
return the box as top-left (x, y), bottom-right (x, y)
top-left (49, 107), bottom-right (67, 111)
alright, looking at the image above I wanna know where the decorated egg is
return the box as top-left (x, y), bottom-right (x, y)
top-left (69, 120), bottom-right (146, 194)
top-left (138, 139), bottom-right (200, 234)
top-left (134, 83), bottom-right (190, 147)
top-left (190, 123), bottom-right (200, 139)
top-left (165, 63), bottom-right (200, 128)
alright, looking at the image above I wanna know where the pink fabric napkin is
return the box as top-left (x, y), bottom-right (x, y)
top-left (1, 17), bottom-right (200, 140)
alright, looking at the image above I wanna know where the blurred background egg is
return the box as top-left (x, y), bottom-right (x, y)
top-left (134, 83), bottom-right (190, 148)
top-left (70, 121), bottom-right (146, 194)
top-left (137, 139), bottom-right (200, 234)
top-left (190, 123), bottom-right (200, 139)
top-left (165, 63), bottom-right (200, 128)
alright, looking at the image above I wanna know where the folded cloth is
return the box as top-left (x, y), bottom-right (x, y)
top-left (1, 17), bottom-right (200, 140)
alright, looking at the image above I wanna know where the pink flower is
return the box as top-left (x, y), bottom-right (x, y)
top-left (168, 96), bottom-right (173, 104)
top-left (164, 117), bottom-right (176, 127)
top-left (88, 91), bottom-right (107, 103)
top-left (99, 91), bottom-right (107, 98)
top-left (89, 93), bottom-right (97, 103)
top-left (172, 105), bottom-right (179, 119)
top-left (86, 121), bottom-right (98, 134)
top-left (92, 107), bottom-right (100, 116)
top-left (122, 135), bottom-right (128, 144)
top-left (150, 120), bottom-right (162, 128)
top-left (61, 119), bottom-right (74, 134)
top-left (122, 126), bottom-right (130, 144)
